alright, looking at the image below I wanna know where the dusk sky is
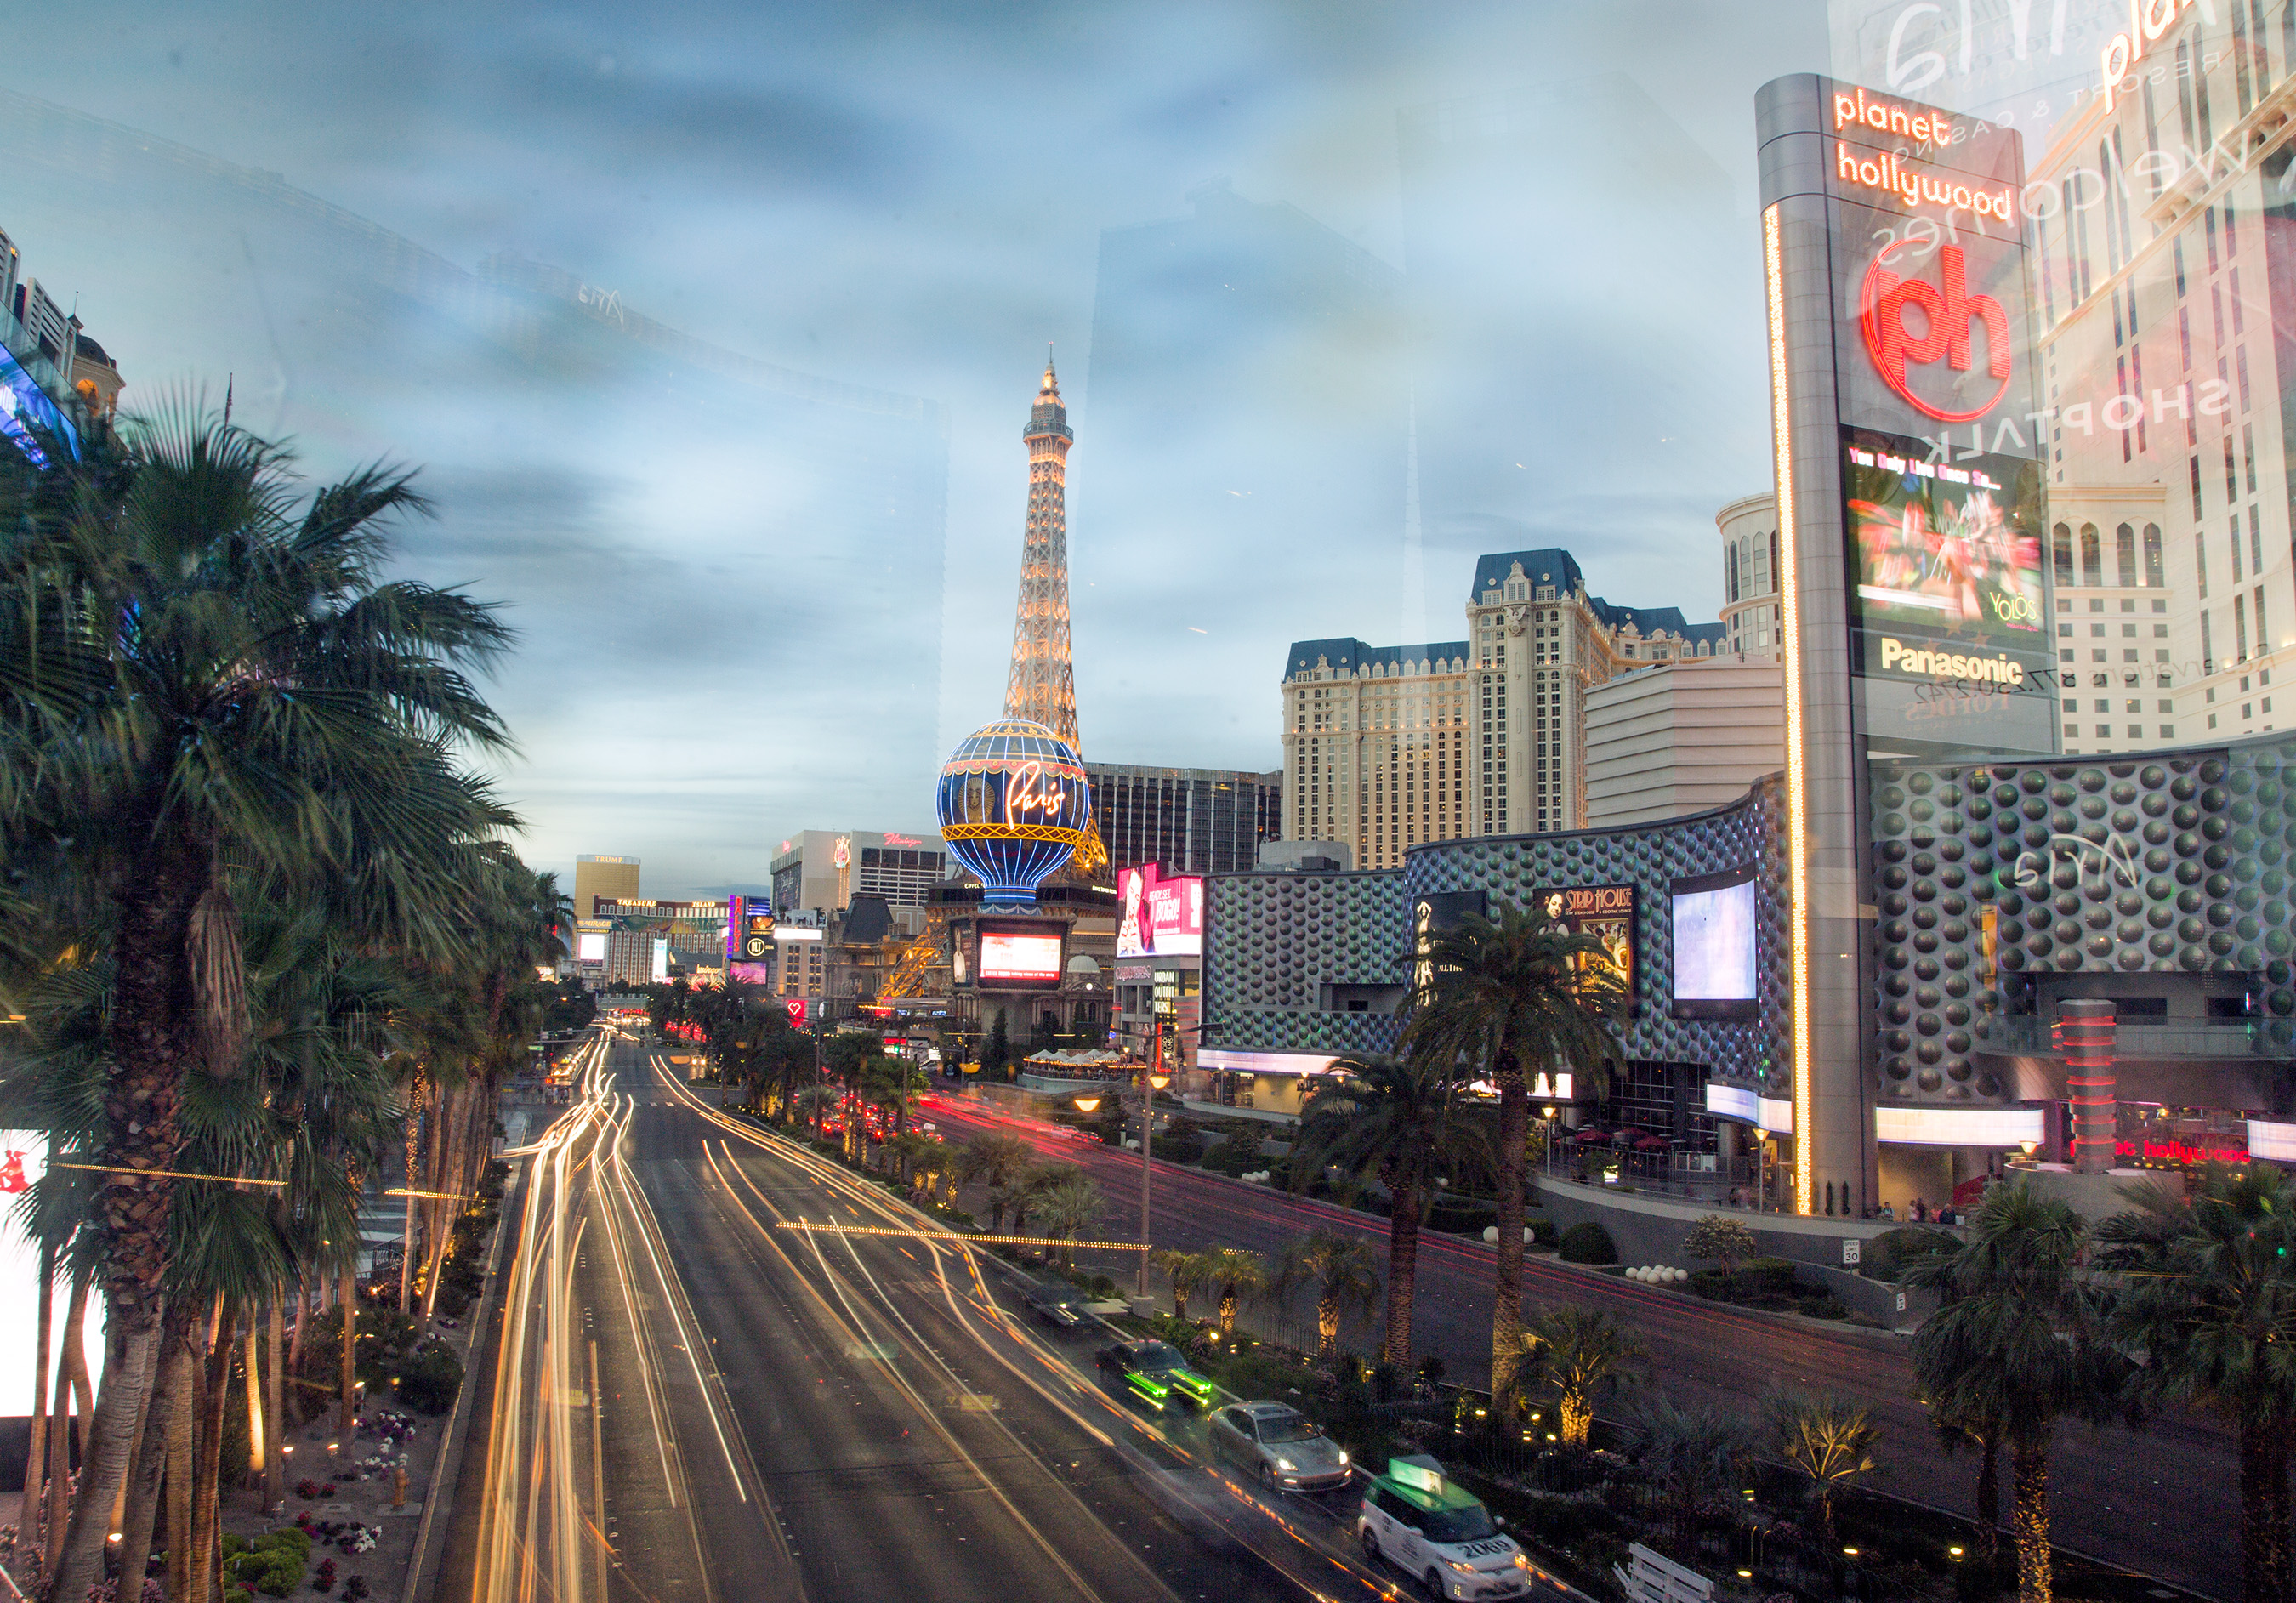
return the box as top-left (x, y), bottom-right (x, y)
top-left (3, 1), bottom-right (1837, 897)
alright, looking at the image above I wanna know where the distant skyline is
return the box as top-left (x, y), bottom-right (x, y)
top-left (2, 2), bottom-right (1829, 897)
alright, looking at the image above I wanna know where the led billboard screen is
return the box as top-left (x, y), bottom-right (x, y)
top-left (650, 936), bottom-right (669, 983)
top-left (727, 895), bottom-right (776, 962)
top-left (577, 931), bottom-right (607, 964)
top-left (1843, 429), bottom-right (2054, 749)
top-left (977, 924), bottom-right (1063, 987)
top-left (1670, 866), bottom-right (1759, 1020)
top-left (1116, 864), bottom-right (1204, 959)
top-left (729, 959), bottom-right (776, 986)
top-left (1530, 884), bottom-right (1637, 1011)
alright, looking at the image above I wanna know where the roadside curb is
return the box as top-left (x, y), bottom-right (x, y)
top-left (399, 1134), bottom-right (528, 1603)
top-left (1526, 1253), bottom-right (1916, 1348)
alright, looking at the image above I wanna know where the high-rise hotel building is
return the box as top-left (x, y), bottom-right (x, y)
top-left (2033, 13), bottom-right (2296, 754)
top-left (1282, 549), bottom-right (1722, 868)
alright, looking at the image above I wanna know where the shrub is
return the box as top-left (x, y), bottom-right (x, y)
top-left (1794, 1291), bottom-right (1848, 1320)
top-left (223, 1530), bottom-right (312, 1600)
top-left (397, 1341), bottom-right (465, 1415)
top-left (1426, 1196), bottom-right (1498, 1236)
top-left (1557, 1221), bottom-right (1618, 1265)
top-left (1527, 1215), bottom-right (1559, 1248)
top-left (1736, 1256), bottom-right (1797, 1295)
top-left (1681, 1214), bottom-right (1759, 1275)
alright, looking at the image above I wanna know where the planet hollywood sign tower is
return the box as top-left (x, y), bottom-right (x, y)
top-left (1758, 77), bottom-right (2057, 1215)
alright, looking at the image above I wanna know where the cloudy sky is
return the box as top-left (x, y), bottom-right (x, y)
top-left (6, 0), bottom-right (1845, 897)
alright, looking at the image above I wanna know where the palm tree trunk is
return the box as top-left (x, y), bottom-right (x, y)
top-left (2239, 1418), bottom-right (2291, 1603)
top-left (190, 1306), bottom-right (238, 1603)
top-left (117, 1310), bottom-right (193, 1603)
top-left (1490, 1072), bottom-right (1530, 1414)
top-left (1384, 1185), bottom-right (1420, 1369)
top-left (2010, 1440), bottom-right (2053, 1603)
top-left (164, 1361), bottom-right (193, 1603)
top-left (58, 853), bottom-right (206, 1603)
top-left (241, 1324), bottom-right (264, 1489)
top-left (1316, 1289), bottom-right (1339, 1362)
top-left (60, 1272), bottom-right (94, 1468)
top-left (338, 1260), bottom-right (358, 1434)
top-left (263, 1301), bottom-right (284, 1511)
top-left (41, 1367), bottom-right (69, 1576)
top-left (400, 1077), bottom-right (424, 1314)
top-left (1974, 1430), bottom-right (2001, 1563)
top-left (19, 1239), bottom-right (54, 1579)
top-left (285, 1282), bottom-right (309, 1429)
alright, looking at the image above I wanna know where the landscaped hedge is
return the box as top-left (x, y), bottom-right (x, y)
top-left (222, 1527), bottom-right (314, 1599)
top-left (1556, 1221), bottom-right (1618, 1264)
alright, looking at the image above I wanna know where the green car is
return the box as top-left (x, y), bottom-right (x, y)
top-left (1094, 1339), bottom-right (1218, 1413)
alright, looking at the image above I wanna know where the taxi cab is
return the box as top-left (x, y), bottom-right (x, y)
top-left (1357, 1455), bottom-right (1533, 1600)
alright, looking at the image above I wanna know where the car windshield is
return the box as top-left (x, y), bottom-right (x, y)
top-left (1129, 1343), bottom-right (1185, 1370)
top-left (1256, 1412), bottom-right (1319, 1444)
top-left (1420, 1504), bottom-right (1499, 1544)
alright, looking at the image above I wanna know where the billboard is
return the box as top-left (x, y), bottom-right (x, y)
top-left (1116, 863), bottom-right (1204, 960)
top-left (576, 931), bottom-right (607, 964)
top-left (650, 936), bottom-right (669, 983)
top-left (0, 1134), bottom-right (105, 1413)
top-left (1844, 429), bottom-right (2054, 747)
top-left (1407, 890), bottom-right (1488, 997)
top-left (727, 895), bottom-right (776, 963)
top-left (729, 959), bottom-right (776, 986)
top-left (1670, 866), bottom-right (1759, 1020)
top-left (784, 998), bottom-right (809, 1029)
top-left (977, 922), bottom-right (1064, 987)
top-left (1531, 884), bottom-right (1637, 1011)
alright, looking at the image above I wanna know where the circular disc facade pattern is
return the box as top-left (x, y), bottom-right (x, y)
top-left (935, 719), bottom-right (1094, 901)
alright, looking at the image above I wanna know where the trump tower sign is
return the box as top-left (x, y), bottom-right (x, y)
top-left (1757, 75), bottom-right (2054, 1217)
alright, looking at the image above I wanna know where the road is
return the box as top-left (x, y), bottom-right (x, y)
top-left (453, 1029), bottom-right (1540, 1603)
top-left (921, 1089), bottom-right (2237, 1601)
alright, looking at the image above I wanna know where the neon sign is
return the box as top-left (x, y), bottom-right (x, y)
top-left (1835, 145), bottom-right (2015, 222)
top-left (883, 833), bottom-right (924, 848)
top-left (2100, 0), bottom-right (2202, 112)
top-left (1859, 242), bottom-right (2012, 423)
top-left (1003, 760), bottom-right (1067, 818)
top-left (1831, 85), bottom-right (1952, 148)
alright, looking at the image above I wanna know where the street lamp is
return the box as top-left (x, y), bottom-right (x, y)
top-left (1541, 1105), bottom-right (1559, 1179)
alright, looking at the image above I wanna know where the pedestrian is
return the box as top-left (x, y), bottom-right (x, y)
top-left (1878, 1200), bottom-right (1895, 1221)
top-left (1910, 1197), bottom-right (1928, 1224)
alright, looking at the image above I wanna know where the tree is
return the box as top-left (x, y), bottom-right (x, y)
top-left (1515, 1305), bottom-right (1644, 1449)
top-left (1274, 1231), bottom-right (1383, 1363)
top-left (1152, 1248), bottom-right (1213, 1324)
top-left (2094, 1163), bottom-right (2296, 1603)
top-left (1204, 1247), bottom-right (1265, 1336)
top-left (1029, 1170), bottom-right (1103, 1271)
top-left (1401, 905), bottom-right (1625, 1411)
top-left (1289, 1056), bottom-right (1489, 1366)
top-left (982, 1009), bottom-right (1011, 1082)
top-left (1906, 1181), bottom-right (2124, 1603)
top-left (1769, 1391), bottom-right (1879, 1539)
top-left (952, 1132), bottom-right (1032, 1230)
top-left (1633, 1395), bottom-right (1751, 1546)
top-left (0, 402), bottom-right (514, 1603)
top-left (1682, 1214), bottom-right (1759, 1286)
top-left (822, 1034), bottom-right (872, 1160)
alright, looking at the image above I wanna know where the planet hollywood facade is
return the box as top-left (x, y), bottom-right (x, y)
top-left (1201, 77), bottom-right (2296, 1217)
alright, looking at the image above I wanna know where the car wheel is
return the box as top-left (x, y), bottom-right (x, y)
top-left (1424, 1567), bottom-right (1448, 1600)
top-left (1259, 1463), bottom-right (1276, 1491)
top-left (1360, 1527), bottom-right (1379, 1561)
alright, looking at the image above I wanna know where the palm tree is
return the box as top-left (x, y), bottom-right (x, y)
top-left (0, 402), bottom-right (514, 1603)
top-left (2094, 1163), bottom-right (2296, 1603)
top-left (1274, 1231), bottom-right (1383, 1363)
top-left (1769, 1390), bottom-right (1879, 1539)
top-left (1203, 1247), bottom-right (1265, 1336)
top-left (1030, 1171), bottom-right (1104, 1271)
top-left (1152, 1248), bottom-right (1213, 1324)
top-left (1633, 1395), bottom-right (1751, 1545)
top-left (1907, 1181), bottom-right (2123, 1603)
top-left (1289, 1056), bottom-right (1489, 1366)
top-left (1401, 905), bottom-right (1625, 1409)
top-left (1516, 1305), bottom-right (1644, 1449)
top-left (952, 1133), bottom-right (1033, 1230)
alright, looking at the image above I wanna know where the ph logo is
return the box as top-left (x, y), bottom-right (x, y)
top-left (1858, 242), bottom-right (2012, 423)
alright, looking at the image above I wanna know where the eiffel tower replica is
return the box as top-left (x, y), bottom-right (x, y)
top-left (1004, 352), bottom-right (1107, 880)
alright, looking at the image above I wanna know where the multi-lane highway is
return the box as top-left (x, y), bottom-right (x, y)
top-left (921, 1091), bottom-right (2237, 1601)
top-left (452, 1028), bottom-right (1557, 1603)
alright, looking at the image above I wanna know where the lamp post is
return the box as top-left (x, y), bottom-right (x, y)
top-left (1542, 1105), bottom-right (1559, 1179)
